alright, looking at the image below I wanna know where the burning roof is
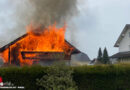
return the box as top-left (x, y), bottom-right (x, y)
top-left (0, 34), bottom-right (80, 54)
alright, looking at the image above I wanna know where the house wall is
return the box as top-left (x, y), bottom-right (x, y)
top-left (119, 28), bottom-right (130, 52)
top-left (0, 59), bottom-right (3, 67)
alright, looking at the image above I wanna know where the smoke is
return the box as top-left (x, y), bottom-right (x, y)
top-left (0, 0), bottom-right (79, 64)
top-left (29, 0), bottom-right (77, 26)
top-left (15, 0), bottom-right (78, 28)
top-left (0, 0), bottom-right (78, 47)
top-left (15, 0), bottom-right (78, 35)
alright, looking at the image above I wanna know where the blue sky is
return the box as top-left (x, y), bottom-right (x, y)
top-left (0, 0), bottom-right (130, 59)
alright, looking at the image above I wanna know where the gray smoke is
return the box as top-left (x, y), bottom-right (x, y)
top-left (0, 0), bottom-right (78, 47)
top-left (15, 0), bottom-right (78, 28)
top-left (29, 0), bottom-right (77, 26)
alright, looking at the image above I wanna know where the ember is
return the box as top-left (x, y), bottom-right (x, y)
top-left (0, 24), bottom-right (80, 66)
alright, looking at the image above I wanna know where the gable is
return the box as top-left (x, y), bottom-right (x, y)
top-left (114, 24), bottom-right (130, 47)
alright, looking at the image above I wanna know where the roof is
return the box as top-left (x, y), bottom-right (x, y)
top-left (0, 33), bottom-right (81, 54)
top-left (71, 52), bottom-right (90, 62)
top-left (111, 51), bottom-right (130, 58)
top-left (89, 59), bottom-right (96, 64)
top-left (114, 24), bottom-right (130, 47)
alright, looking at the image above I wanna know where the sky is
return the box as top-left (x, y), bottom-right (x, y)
top-left (0, 0), bottom-right (130, 59)
top-left (70, 0), bottom-right (130, 59)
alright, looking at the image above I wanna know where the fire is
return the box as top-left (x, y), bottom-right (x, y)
top-left (1, 49), bottom-right (9, 63)
top-left (1, 24), bottom-right (73, 66)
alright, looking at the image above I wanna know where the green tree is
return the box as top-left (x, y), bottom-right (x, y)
top-left (102, 47), bottom-right (110, 64)
top-left (36, 63), bottom-right (77, 90)
top-left (97, 47), bottom-right (103, 63)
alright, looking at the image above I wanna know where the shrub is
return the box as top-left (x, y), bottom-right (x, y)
top-left (0, 64), bottom-right (130, 90)
top-left (0, 65), bottom-right (46, 90)
top-left (36, 63), bottom-right (77, 90)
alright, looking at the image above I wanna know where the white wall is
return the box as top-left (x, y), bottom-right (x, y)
top-left (119, 28), bottom-right (130, 52)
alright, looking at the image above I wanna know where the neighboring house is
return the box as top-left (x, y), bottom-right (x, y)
top-left (89, 58), bottom-right (105, 65)
top-left (71, 52), bottom-right (90, 66)
top-left (89, 58), bottom-right (97, 65)
top-left (111, 24), bottom-right (130, 63)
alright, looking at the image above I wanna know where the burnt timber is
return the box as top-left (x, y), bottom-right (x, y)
top-left (21, 51), bottom-right (71, 60)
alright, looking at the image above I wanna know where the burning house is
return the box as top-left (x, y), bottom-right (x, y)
top-left (0, 24), bottom-right (80, 66)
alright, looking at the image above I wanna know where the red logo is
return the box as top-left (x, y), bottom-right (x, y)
top-left (0, 76), bottom-right (3, 86)
top-left (0, 77), bottom-right (2, 83)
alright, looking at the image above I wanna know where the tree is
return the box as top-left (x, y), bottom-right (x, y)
top-left (97, 47), bottom-right (103, 63)
top-left (36, 63), bottom-right (77, 90)
top-left (102, 47), bottom-right (110, 64)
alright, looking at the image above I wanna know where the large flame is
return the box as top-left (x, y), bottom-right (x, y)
top-left (1, 24), bottom-right (73, 66)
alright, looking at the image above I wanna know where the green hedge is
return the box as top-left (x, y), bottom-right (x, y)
top-left (73, 64), bottom-right (130, 90)
top-left (0, 65), bottom-right (47, 90)
top-left (0, 64), bottom-right (130, 90)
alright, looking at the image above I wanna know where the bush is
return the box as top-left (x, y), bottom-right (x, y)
top-left (0, 65), bottom-right (47, 90)
top-left (0, 64), bottom-right (130, 90)
top-left (36, 63), bottom-right (77, 90)
top-left (73, 64), bottom-right (130, 90)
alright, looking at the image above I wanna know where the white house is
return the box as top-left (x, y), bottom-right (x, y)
top-left (111, 24), bottom-right (130, 63)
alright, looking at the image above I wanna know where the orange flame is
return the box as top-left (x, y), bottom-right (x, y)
top-left (1, 24), bottom-right (73, 66)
